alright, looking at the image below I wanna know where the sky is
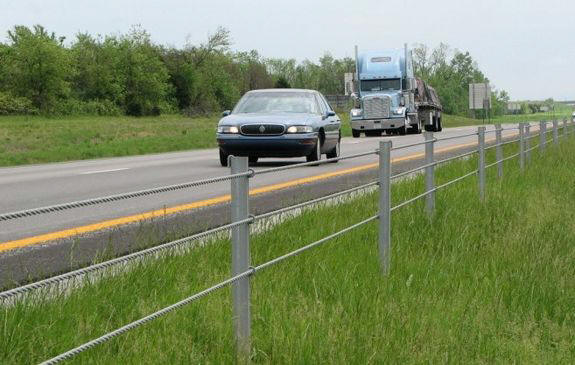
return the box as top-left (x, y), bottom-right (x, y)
top-left (2, 0), bottom-right (574, 101)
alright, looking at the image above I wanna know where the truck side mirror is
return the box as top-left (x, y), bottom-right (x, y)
top-left (222, 110), bottom-right (231, 117)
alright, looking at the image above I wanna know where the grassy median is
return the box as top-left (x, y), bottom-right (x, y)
top-left (0, 114), bottom-right (219, 166)
top-left (1, 112), bottom-right (570, 167)
top-left (2, 131), bottom-right (574, 363)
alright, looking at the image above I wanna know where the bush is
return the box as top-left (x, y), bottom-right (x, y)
top-left (50, 99), bottom-right (122, 116)
top-left (0, 92), bottom-right (38, 115)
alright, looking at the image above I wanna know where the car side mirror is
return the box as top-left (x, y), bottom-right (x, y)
top-left (323, 110), bottom-right (336, 120)
top-left (222, 110), bottom-right (231, 117)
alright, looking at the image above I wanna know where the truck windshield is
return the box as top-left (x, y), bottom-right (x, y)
top-left (233, 92), bottom-right (320, 114)
top-left (361, 79), bottom-right (401, 92)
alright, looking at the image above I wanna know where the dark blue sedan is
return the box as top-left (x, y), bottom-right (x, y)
top-left (217, 89), bottom-right (341, 166)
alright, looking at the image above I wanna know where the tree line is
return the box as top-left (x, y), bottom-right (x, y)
top-left (0, 25), bottom-right (511, 117)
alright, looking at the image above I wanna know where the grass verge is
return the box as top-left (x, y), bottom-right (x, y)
top-left (2, 133), bottom-right (574, 363)
top-left (1, 112), bottom-right (570, 167)
top-left (443, 112), bottom-right (571, 128)
top-left (0, 114), bottom-right (219, 166)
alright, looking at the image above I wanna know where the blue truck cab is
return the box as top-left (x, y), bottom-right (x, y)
top-left (350, 45), bottom-right (439, 137)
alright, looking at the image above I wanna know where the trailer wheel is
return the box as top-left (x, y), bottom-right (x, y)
top-left (352, 129), bottom-right (361, 138)
top-left (409, 121), bottom-right (422, 134)
top-left (398, 126), bottom-right (406, 135)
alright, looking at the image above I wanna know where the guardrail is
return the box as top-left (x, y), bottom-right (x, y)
top-left (1, 118), bottom-right (573, 364)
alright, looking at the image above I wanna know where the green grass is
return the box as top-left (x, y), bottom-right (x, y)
top-left (0, 111), bottom-right (570, 167)
top-left (2, 133), bottom-right (574, 364)
top-left (0, 114), bottom-right (220, 166)
top-left (443, 111), bottom-right (572, 128)
top-left (0, 113), bottom-right (354, 167)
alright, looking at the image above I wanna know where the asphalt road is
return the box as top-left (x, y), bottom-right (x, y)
top-left (0, 124), bottom-right (522, 247)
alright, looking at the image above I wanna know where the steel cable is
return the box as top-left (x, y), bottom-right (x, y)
top-left (0, 172), bottom-right (252, 221)
top-left (253, 149), bottom-right (379, 175)
top-left (0, 217), bottom-right (253, 301)
top-left (39, 214), bottom-right (379, 364)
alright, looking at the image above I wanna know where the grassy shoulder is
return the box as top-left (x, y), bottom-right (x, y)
top-left (0, 111), bottom-right (570, 167)
top-left (2, 135), bottom-right (574, 363)
top-left (443, 111), bottom-right (572, 128)
top-left (0, 114), bottom-right (220, 166)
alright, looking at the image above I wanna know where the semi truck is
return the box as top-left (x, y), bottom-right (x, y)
top-left (350, 45), bottom-right (443, 137)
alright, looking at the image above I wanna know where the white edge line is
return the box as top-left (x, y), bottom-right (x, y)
top-left (79, 168), bottom-right (131, 175)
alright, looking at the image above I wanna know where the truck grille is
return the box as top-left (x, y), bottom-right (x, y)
top-left (240, 124), bottom-right (285, 136)
top-left (363, 96), bottom-right (391, 119)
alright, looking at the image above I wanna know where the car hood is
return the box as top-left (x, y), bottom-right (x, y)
top-left (219, 113), bottom-right (318, 126)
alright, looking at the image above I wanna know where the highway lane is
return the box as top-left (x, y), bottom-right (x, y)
top-left (0, 124), bottom-right (522, 248)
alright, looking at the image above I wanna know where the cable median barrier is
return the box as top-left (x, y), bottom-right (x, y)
top-left (11, 120), bottom-right (575, 363)
top-left (0, 132), bottom-right (484, 300)
top-left (0, 217), bottom-right (254, 301)
top-left (0, 181), bottom-right (382, 302)
top-left (0, 171), bottom-right (254, 222)
top-left (253, 149), bottom-right (379, 175)
top-left (39, 212), bottom-right (380, 365)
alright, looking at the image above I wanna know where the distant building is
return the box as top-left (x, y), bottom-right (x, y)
top-left (507, 102), bottom-right (521, 112)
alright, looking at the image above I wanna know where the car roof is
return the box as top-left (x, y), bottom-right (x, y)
top-left (245, 88), bottom-right (319, 94)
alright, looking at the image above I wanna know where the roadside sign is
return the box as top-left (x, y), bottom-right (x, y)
top-left (469, 83), bottom-right (491, 110)
top-left (344, 73), bottom-right (354, 96)
top-left (507, 102), bottom-right (521, 112)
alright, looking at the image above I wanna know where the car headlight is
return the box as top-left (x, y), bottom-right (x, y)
top-left (286, 125), bottom-right (313, 133)
top-left (393, 107), bottom-right (406, 115)
top-left (217, 126), bottom-right (239, 134)
top-left (351, 109), bottom-right (362, 117)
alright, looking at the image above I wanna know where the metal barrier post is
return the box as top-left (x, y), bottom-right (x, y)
top-left (553, 120), bottom-right (558, 145)
top-left (519, 123), bottom-right (525, 171)
top-left (525, 124), bottom-right (531, 164)
top-left (539, 121), bottom-right (546, 152)
top-left (478, 127), bottom-right (486, 201)
top-left (379, 140), bottom-right (392, 275)
top-left (230, 156), bottom-right (251, 359)
top-left (495, 124), bottom-right (503, 178)
top-left (424, 131), bottom-right (435, 216)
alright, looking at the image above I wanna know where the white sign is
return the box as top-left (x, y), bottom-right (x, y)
top-left (507, 102), bottom-right (521, 111)
top-left (344, 73), bottom-right (355, 96)
top-left (469, 83), bottom-right (491, 110)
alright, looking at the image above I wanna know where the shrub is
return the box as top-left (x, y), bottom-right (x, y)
top-left (0, 92), bottom-right (38, 115)
top-left (50, 99), bottom-right (122, 116)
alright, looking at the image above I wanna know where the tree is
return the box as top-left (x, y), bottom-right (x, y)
top-left (5, 25), bottom-right (71, 112)
top-left (71, 33), bottom-right (124, 104)
top-left (274, 76), bottom-right (291, 88)
top-left (118, 27), bottom-right (171, 116)
top-left (162, 47), bottom-right (197, 110)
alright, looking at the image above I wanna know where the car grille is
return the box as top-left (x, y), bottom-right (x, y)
top-left (240, 124), bottom-right (285, 136)
top-left (363, 96), bottom-right (391, 119)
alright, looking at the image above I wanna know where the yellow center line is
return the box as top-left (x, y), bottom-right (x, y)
top-left (0, 134), bottom-right (512, 253)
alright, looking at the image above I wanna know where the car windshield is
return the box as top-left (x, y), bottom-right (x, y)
top-left (233, 92), bottom-right (320, 114)
top-left (361, 79), bottom-right (401, 92)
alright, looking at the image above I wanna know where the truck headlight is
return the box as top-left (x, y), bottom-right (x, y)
top-left (351, 109), bottom-right (362, 117)
top-left (393, 107), bottom-right (406, 115)
top-left (286, 125), bottom-right (313, 133)
top-left (217, 126), bottom-right (239, 134)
